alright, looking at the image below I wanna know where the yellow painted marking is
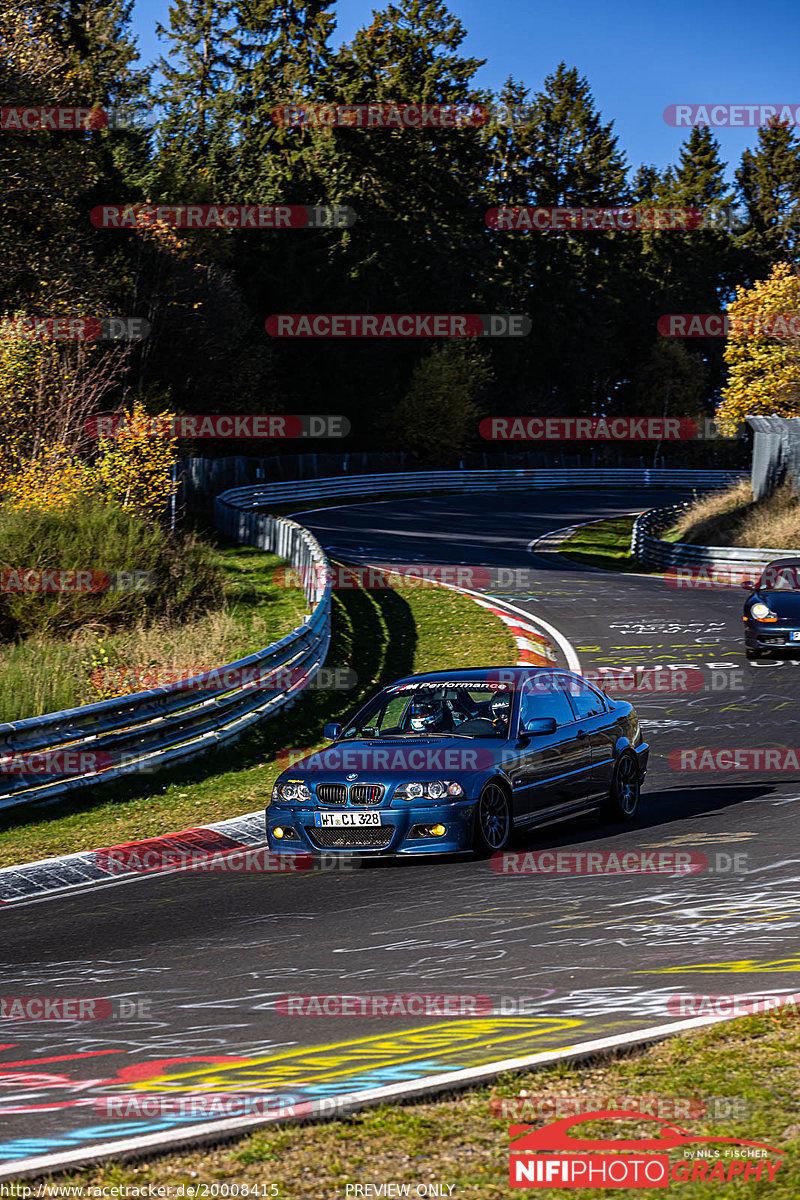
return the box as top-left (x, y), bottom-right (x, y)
top-left (639, 956), bottom-right (800, 975)
top-left (640, 833), bottom-right (757, 847)
top-left (130, 1017), bottom-right (581, 1092)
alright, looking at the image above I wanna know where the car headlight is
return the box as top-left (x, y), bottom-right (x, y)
top-left (279, 782), bottom-right (311, 802)
top-left (395, 781), bottom-right (464, 800)
top-left (750, 601), bottom-right (774, 620)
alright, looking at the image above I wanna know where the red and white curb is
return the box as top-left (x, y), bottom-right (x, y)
top-left (0, 813), bottom-right (267, 907)
top-left (471, 597), bottom-right (555, 666)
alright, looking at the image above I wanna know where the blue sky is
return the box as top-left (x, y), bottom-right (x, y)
top-left (131, 0), bottom-right (800, 178)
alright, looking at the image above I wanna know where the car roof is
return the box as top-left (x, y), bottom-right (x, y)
top-left (388, 666), bottom-right (567, 686)
top-left (765, 557), bottom-right (800, 568)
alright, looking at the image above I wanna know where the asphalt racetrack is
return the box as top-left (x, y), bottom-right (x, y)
top-left (3, 487), bottom-right (800, 1173)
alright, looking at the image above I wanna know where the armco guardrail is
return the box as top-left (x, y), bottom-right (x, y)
top-left (216, 467), bottom-right (745, 511)
top-left (0, 517), bottom-right (330, 812)
top-left (631, 497), bottom-right (792, 571)
top-left (0, 469), bottom-right (742, 813)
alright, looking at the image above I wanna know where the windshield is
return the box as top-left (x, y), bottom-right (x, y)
top-left (758, 564), bottom-right (800, 591)
top-left (341, 682), bottom-right (513, 739)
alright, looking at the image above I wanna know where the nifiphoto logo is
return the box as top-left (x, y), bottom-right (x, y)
top-left (509, 1112), bottom-right (785, 1188)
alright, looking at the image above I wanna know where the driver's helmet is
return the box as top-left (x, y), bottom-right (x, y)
top-left (409, 697), bottom-right (448, 732)
top-left (490, 690), bottom-right (511, 724)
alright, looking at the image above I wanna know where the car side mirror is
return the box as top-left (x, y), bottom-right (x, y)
top-left (521, 716), bottom-right (557, 736)
top-left (323, 722), bottom-right (342, 741)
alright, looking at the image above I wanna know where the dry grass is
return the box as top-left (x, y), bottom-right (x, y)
top-left (0, 548), bottom-right (309, 720)
top-left (670, 480), bottom-right (800, 549)
top-left (48, 1008), bottom-right (800, 1199)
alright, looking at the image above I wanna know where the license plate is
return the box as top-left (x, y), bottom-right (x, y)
top-left (314, 812), bottom-right (382, 827)
top-left (791, 632), bottom-right (800, 642)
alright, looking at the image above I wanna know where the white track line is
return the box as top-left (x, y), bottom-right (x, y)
top-left (0, 1008), bottom-right (764, 1180)
top-left (444, 582), bottom-right (582, 673)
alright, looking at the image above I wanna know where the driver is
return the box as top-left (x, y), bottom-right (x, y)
top-left (489, 690), bottom-right (511, 729)
top-left (408, 697), bottom-right (452, 732)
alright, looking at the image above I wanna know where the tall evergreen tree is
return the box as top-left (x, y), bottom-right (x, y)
top-left (152, 0), bottom-right (238, 193)
top-left (737, 119), bottom-right (800, 264)
top-left (229, 0), bottom-right (337, 198)
top-left (497, 64), bottom-right (630, 415)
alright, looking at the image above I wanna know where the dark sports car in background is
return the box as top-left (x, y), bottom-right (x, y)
top-left (266, 666), bottom-right (649, 856)
top-left (744, 558), bottom-right (800, 659)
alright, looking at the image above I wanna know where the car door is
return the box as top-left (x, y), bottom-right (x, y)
top-left (556, 673), bottom-right (614, 800)
top-left (510, 673), bottom-right (593, 823)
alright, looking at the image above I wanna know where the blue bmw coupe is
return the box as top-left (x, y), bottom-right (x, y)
top-left (266, 666), bottom-right (649, 856)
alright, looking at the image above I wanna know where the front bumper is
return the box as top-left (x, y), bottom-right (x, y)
top-left (745, 621), bottom-right (800, 651)
top-left (266, 798), bottom-right (477, 855)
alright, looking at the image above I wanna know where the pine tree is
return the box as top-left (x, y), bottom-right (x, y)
top-left (737, 119), bottom-right (800, 264)
top-left (152, 0), bottom-right (238, 193)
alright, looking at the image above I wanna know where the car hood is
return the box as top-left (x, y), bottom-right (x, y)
top-left (278, 737), bottom-right (509, 782)
top-left (748, 591), bottom-right (800, 619)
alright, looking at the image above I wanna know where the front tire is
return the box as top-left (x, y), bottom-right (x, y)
top-left (474, 783), bottom-right (512, 855)
top-left (600, 752), bottom-right (641, 823)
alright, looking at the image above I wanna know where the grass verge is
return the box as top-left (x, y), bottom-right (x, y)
top-left (0, 544), bottom-right (309, 721)
top-left (556, 515), bottom-right (641, 571)
top-left (0, 568), bottom-right (516, 868)
top-left (47, 1008), bottom-right (800, 1198)
top-left (669, 480), bottom-right (800, 549)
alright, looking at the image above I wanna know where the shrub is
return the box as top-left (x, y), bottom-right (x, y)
top-left (0, 494), bottom-right (224, 642)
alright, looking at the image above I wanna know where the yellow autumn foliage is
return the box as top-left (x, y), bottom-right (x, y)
top-left (715, 262), bottom-right (800, 435)
top-left (95, 398), bottom-right (178, 525)
top-left (0, 328), bottom-right (178, 525)
top-left (3, 453), bottom-right (97, 514)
